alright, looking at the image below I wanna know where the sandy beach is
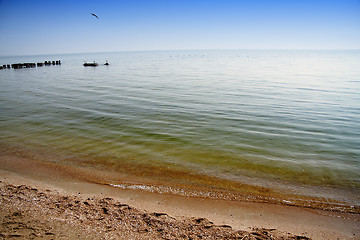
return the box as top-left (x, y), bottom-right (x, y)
top-left (0, 173), bottom-right (310, 240)
top-left (0, 148), bottom-right (359, 240)
top-left (2, 0), bottom-right (360, 238)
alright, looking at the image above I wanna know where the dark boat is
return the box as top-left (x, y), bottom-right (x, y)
top-left (83, 62), bottom-right (98, 67)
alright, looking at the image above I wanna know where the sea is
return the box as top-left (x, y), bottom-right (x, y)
top-left (1, 50), bottom-right (359, 209)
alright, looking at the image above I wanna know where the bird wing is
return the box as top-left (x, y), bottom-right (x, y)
top-left (91, 13), bottom-right (99, 19)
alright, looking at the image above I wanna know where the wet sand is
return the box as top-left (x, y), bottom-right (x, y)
top-left (0, 147), bottom-right (359, 239)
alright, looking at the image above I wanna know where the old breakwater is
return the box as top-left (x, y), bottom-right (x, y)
top-left (0, 60), bottom-right (61, 70)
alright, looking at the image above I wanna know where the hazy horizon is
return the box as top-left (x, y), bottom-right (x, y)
top-left (1, 48), bottom-right (360, 58)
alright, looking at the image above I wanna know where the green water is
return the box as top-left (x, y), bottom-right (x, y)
top-left (1, 50), bottom-right (359, 204)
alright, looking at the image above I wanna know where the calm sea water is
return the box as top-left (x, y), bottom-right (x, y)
top-left (1, 50), bottom-right (359, 202)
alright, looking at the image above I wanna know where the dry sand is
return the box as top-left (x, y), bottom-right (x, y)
top-left (0, 150), bottom-right (359, 239)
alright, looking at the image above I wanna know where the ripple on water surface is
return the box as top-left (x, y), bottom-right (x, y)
top-left (1, 50), bottom-right (359, 207)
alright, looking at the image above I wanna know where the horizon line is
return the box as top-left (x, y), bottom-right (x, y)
top-left (1, 48), bottom-right (359, 58)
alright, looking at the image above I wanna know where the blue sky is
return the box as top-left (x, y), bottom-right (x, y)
top-left (0, 0), bottom-right (359, 56)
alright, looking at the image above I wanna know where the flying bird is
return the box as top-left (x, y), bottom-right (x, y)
top-left (91, 13), bottom-right (99, 19)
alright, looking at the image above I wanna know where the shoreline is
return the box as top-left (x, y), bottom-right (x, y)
top-left (1, 142), bottom-right (359, 213)
top-left (0, 145), bottom-right (359, 239)
top-left (1, 172), bottom-right (314, 240)
top-left (1, 169), bottom-right (359, 239)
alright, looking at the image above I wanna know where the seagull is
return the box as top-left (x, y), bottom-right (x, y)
top-left (91, 13), bottom-right (99, 19)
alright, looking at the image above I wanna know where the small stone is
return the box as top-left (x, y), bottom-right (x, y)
top-left (152, 212), bottom-right (167, 217)
top-left (102, 207), bottom-right (109, 214)
top-left (219, 225), bottom-right (232, 229)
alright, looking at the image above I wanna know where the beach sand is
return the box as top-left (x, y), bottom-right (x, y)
top-left (0, 148), bottom-right (359, 239)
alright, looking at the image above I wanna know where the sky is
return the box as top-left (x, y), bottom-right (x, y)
top-left (0, 0), bottom-right (359, 56)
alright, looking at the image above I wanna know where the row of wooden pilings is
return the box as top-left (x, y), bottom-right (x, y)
top-left (0, 60), bottom-right (61, 70)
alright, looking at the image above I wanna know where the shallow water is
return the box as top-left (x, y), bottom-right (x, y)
top-left (1, 50), bottom-right (359, 205)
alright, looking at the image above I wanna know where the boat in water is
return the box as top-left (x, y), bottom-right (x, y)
top-left (83, 62), bottom-right (98, 67)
